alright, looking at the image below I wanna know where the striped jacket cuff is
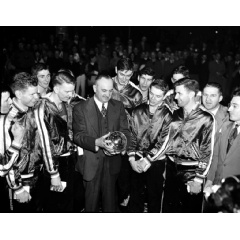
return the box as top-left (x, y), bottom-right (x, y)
top-left (14, 186), bottom-right (24, 195)
top-left (50, 172), bottom-right (60, 179)
top-left (9, 141), bottom-right (22, 152)
top-left (194, 175), bottom-right (205, 184)
top-left (127, 151), bottom-right (135, 157)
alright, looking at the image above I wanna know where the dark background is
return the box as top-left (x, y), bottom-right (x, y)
top-left (2, 26), bottom-right (240, 51)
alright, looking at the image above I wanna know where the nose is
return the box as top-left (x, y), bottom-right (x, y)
top-left (228, 106), bottom-right (232, 112)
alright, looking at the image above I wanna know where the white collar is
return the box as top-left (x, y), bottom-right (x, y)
top-left (94, 95), bottom-right (108, 111)
top-left (211, 105), bottom-right (220, 116)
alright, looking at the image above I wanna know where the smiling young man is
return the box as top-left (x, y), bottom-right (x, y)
top-left (146, 78), bottom-right (215, 213)
top-left (31, 63), bottom-right (51, 97)
top-left (202, 82), bottom-right (228, 141)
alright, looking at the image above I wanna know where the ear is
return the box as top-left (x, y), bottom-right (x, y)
top-left (115, 67), bottom-right (118, 75)
top-left (53, 85), bottom-right (59, 94)
top-left (93, 85), bottom-right (96, 93)
top-left (15, 90), bottom-right (22, 100)
top-left (138, 75), bottom-right (140, 82)
top-left (219, 95), bottom-right (223, 102)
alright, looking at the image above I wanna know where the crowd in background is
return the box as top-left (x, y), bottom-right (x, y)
top-left (1, 29), bottom-right (240, 104)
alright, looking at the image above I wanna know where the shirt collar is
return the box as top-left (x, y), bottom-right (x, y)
top-left (12, 98), bottom-right (28, 113)
top-left (94, 95), bottom-right (108, 111)
top-left (211, 105), bottom-right (220, 116)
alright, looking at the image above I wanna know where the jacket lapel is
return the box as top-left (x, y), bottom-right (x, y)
top-left (224, 122), bottom-right (236, 160)
top-left (86, 98), bottom-right (99, 136)
top-left (107, 99), bottom-right (117, 131)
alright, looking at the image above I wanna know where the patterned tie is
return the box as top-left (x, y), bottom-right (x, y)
top-left (101, 103), bottom-right (107, 118)
top-left (227, 124), bottom-right (239, 153)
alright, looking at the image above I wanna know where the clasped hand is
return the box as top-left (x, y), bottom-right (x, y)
top-left (186, 181), bottom-right (202, 195)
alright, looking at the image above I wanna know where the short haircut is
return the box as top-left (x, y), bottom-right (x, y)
top-left (52, 69), bottom-right (76, 86)
top-left (203, 82), bottom-right (223, 96)
top-left (10, 72), bottom-right (38, 93)
top-left (173, 65), bottom-right (189, 78)
top-left (31, 63), bottom-right (49, 77)
top-left (116, 57), bottom-right (133, 71)
top-left (231, 87), bottom-right (240, 98)
top-left (95, 74), bottom-right (113, 85)
top-left (139, 67), bottom-right (155, 78)
top-left (150, 79), bottom-right (169, 95)
top-left (174, 77), bottom-right (199, 95)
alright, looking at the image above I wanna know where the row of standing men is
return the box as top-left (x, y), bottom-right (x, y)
top-left (0, 58), bottom-right (238, 212)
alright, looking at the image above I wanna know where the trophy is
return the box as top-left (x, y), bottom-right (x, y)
top-left (103, 131), bottom-right (127, 156)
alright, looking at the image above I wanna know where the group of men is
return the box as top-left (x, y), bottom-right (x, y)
top-left (0, 57), bottom-right (240, 213)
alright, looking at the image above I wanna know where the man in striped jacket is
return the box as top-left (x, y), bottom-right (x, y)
top-left (146, 78), bottom-right (215, 213)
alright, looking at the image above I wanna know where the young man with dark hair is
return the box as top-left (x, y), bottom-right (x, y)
top-left (128, 79), bottom-right (173, 212)
top-left (137, 67), bottom-right (155, 103)
top-left (111, 58), bottom-right (143, 208)
top-left (145, 78), bottom-right (215, 212)
top-left (31, 63), bottom-right (51, 97)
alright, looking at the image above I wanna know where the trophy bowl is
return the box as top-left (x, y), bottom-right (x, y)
top-left (103, 131), bottom-right (127, 156)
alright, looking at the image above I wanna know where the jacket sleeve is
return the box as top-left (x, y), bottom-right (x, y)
top-left (73, 103), bottom-right (96, 152)
top-left (0, 141), bottom-right (22, 177)
top-left (6, 167), bottom-right (24, 195)
top-left (194, 116), bottom-right (215, 184)
top-left (34, 101), bottom-right (59, 178)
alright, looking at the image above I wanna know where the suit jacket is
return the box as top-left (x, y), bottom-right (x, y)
top-left (208, 121), bottom-right (240, 184)
top-left (214, 104), bottom-right (229, 143)
top-left (73, 97), bottom-right (130, 181)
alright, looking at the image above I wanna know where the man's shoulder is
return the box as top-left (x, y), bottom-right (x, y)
top-left (128, 81), bottom-right (141, 93)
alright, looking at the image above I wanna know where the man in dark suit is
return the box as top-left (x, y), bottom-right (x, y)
top-left (202, 82), bottom-right (229, 142)
top-left (205, 88), bottom-right (240, 191)
top-left (73, 74), bottom-right (130, 212)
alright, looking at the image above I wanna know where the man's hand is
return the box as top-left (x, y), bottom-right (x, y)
top-left (187, 181), bottom-right (202, 194)
top-left (95, 132), bottom-right (117, 154)
top-left (11, 121), bottom-right (25, 144)
top-left (203, 180), bottom-right (213, 199)
top-left (129, 157), bottom-right (143, 173)
top-left (51, 176), bottom-right (63, 192)
top-left (15, 190), bottom-right (31, 203)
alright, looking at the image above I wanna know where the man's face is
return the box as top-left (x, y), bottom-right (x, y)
top-left (1, 91), bottom-right (12, 113)
top-left (202, 86), bottom-right (222, 111)
top-left (228, 96), bottom-right (240, 122)
top-left (93, 78), bottom-right (113, 103)
top-left (116, 69), bottom-right (133, 86)
top-left (175, 85), bottom-right (191, 108)
top-left (37, 69), bottom-right (51, 89)
top-left (171, 73), bottom-right (185, 84)
top-left (149, 86), bottom-right (165, 107)
top-left (19, 86), bottom-right (39, 108)
top-left (54, 82), bottom-right (75, 103)
top-left (138, 74), bottom-right (154, 92)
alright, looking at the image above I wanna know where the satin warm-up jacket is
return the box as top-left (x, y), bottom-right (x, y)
top-left (149, 105), bottom-right (215, 183)
top-left (111, 77), bottom-right (143, 113)
top-left (128, 102), bottom-right (173, 156)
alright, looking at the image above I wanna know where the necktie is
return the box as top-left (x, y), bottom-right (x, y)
top-left (227, 124), bottom-right (239, 153)
top-left (101, 103), bottom-right (107, 118)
